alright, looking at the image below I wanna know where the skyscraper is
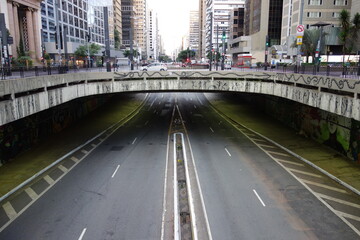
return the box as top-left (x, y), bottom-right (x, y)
top-left (189, 11), bottom-right (199, 54)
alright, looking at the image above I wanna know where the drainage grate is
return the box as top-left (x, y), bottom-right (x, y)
top-left (110, 146), bottom-right (124, 151)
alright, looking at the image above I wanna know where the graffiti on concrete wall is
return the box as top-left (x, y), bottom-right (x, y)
top-left (0, 96), bottom-right (108, 164)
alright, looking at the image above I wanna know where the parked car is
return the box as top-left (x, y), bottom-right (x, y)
top-left (141, 62), bottom-right (167, 71)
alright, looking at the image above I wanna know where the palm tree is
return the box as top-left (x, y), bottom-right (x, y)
top-left (339, 9), bottom-right (352, 64)
top-left (350, 13), bottom-right (360, 53)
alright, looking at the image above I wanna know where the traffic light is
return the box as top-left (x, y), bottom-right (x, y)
top-left (222, 31), bottom-right (226, 40)
top-left (265, 35), bottom-right (270, 47)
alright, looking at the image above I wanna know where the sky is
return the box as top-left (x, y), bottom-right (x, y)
top-left (148, 0), bottom-right (198, 55)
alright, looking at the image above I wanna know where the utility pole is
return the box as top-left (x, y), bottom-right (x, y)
top-left (264, 35), bottom-right (269, 70)
top-left (209, 12), bottom-right (213, 71)
top-left (130, 27), bottom-right (134, 70)
top-left (216, 24), bottom-right (219, 71)
top-left (55, 0), bottom-right (62, 66)
top-left (296, 0), bottom-right (305, 72)
top-left (221, 30), bottom-right (225, 70)
top-left (104, 7), bottom-right (111, 72)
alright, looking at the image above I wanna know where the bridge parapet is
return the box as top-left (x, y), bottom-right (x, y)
top-left (0, 71), bottom-right (359, 126)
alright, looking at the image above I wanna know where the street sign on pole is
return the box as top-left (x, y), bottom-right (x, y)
top-left (297, 36), bottom-right (303, 45)
top-left (296, 24), bottom-right (305, 36)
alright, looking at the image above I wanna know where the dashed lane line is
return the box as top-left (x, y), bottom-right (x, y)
top-left (3, 202), bottom-right (17, 220)
top-left (78, 228), bottom-right (87, 240)
top-left (301, 179), bottom-right (348, 194)
top-left (24, 188), bottom-right (38, 201)
top-left (276, 158), bottom-right (304, 167)
top-left (225, 148), bottom-right (232, 157)
top-left (253, 189), bottom-right (266, 207)
top-left (209, 127), bottom-right (214, 133)
top-left (287, 168), bottom-right (323, 178)
top-left (251, 138), bottom-right (267, 142)
top-left (111, 165), bottom-right (121, 178)
top-left (81, 149), bottom-right (88, 154)
top-left (71, 156), bottom-right (80, 162)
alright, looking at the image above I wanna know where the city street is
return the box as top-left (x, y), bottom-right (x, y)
top-left (0, 93), bottom-right (359, 239)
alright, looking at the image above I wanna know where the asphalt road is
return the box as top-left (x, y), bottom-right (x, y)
top-left (0, 93), bottom-right (173, 240)
top-left (0, 92), bottom-right (359, 240)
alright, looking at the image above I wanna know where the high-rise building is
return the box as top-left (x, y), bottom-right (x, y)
top-left (189, 11), bottom-right (199, 54)
top-left (244, 0), bottom-right (283, 62)
top-left (281, 0), bottom-right (352, 44)
top-left (133, 0), bottom-right (147, 59)
top-left (113, 0), bottom-right (122, 48)
top-left (41, 0), bottom-right (90, 61)
top-left (121, 0), bottom-right (135, 48)
top-left (146, 8), bottom-right (158, 60)
top-left (205, 0), bottom-right (245, 55)
top-left (1, 0), bottom-right (42, 61)
top-left (198, 0), bottom-right (207, 60)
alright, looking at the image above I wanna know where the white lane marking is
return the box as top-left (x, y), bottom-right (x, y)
top-left (267, 151), bottom-right (290, 157)
top-left (177, 106), bottom-right (213, 240)
top-left (78, 228), bottom-right (87, 240)
top-left (161, 114), bottom-right (173, 240)
top-left (81, 149), bottom-right (88, 154)
top-left (43, 175), bottom-right (55, 185)
top-left (91, 143), bottom-right (97, 148)
top-left (197, 96), bottom-right (203, 105)
top-left (225, 148), bottom-right (232, 157)
top-left (25, 188), bottom-right (38, 200)
top-left (318, 193), bottom-right (360, 209)
top-left (149, 99), bottom-right (156, 108)
top-left (145, 120), bottom-right (149, 126)
top-left (190, 98), bottom-right (193, 101)
top-left (194, 105), bottom-right (197, 109)
top-left (335, 211), bottom-right (360, 222)
top-left (173, 134), bottom-right (180, 240)
top-left (153, 109), bottom-right (157, 114)
top-left (257, 143), bottom-right (277, 149)
top-left (301, 179), bottom-right (348, 193)
top-left (287, 168), bottom-right (323, 178)
top-left (159, 101), bottom-right (162, 105)
top-left (58, 165), bottom-right (68, 173)
top-left (111, 165), bottom-right (121, 178)
top-left (209, 127), bottom-right (214, 133)
top-left (71, 156), bottom-right (80, 162)
top-left (132, 137), bottom-right (137, 145)
top-left (251, 138), bottom-right (267, 142)
top-left (253, 189), bottom-right (266, 207)
top-left (161, 94), bottom-right (164, 98)
top-left (3, 202), bottom-right (17, 219)
top-left (276, 158), bottom-right (304, 167)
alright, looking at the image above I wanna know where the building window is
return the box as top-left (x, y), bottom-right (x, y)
top-left (48, 6), bottom-right (54, 18)
top-left (332, 12), bottom-right (340, 18)
top-left (308, 0), bottom-right (322, 5)
top-left (333, 0), bottom-right (347, 5)
top-left (307, 12), bottom-right (322, 18)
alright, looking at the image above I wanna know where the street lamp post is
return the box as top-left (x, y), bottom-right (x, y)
top-left (296, 0), bottom-right (305, 72)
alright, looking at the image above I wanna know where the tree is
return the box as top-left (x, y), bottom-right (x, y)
top-left (291, 29), bottom-right (324, 63)
top-left (114, 29), bottom-right (121, 50)
top-left (74, 43), bottom-right (101, 58)
top-left (206, 50), bottom-right (221, 62)
top-left (177, 48), bottom-right (195, 62)
top-left (339, 10), bottom-right (360, 63)
top-left (158, 55), bottom-right (172, 62)
top-left (123, 49), bottom-right (140, 59)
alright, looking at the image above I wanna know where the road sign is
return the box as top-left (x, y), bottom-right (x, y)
top-left (297, 37), bottom-right (303, 45)
top-left (296, 24), bottom-right (305, 36)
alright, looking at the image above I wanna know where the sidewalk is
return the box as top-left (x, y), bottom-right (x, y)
top-left (206, 93), bottom-right (360, 193)
top-left (0, 94), bottom-right (146, 197)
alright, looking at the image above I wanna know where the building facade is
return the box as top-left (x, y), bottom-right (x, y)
top-left (198, 0), bottom-right (206, 60)
top-left (244, 0), bottom-right (283, 62)
top-left (189, 10), bottom-right (199, 54)
top-left (133, 0), bottom-right (146, 59)
top-left (1, 0), bottom-right (42, 61)
top-left (205, 0), bottom-right (245, 56)
top-left (113, 0), bottom-right (122, 47)
top-left (121, 0), bottom-right (134, 48)
top-left (146, 8), bottom-right (158, 61)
